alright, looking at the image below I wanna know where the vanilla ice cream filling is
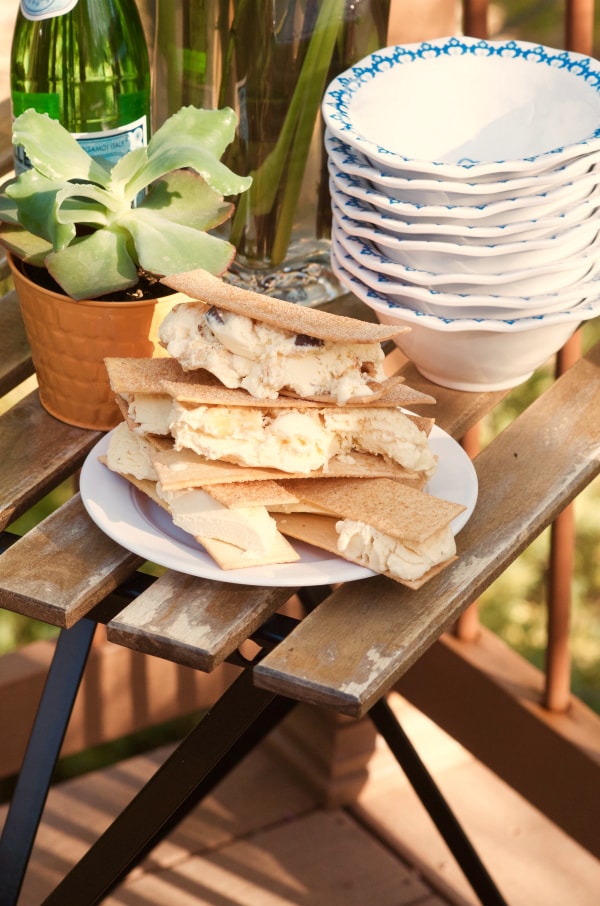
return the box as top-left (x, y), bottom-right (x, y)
top-left (105, 422), bottom-right (160, 481)
top-left (156, 483), bottom-right (280, 557)
top-left (171, 404), bottom-right (436, 476)
top-left (159, 304), bottom-right (387, 404)
top-left (336, 520), bottom-right (456, 581)
top-left (125, 393), bottom-right (174, 436)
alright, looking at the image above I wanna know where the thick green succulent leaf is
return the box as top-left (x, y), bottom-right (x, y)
top-left (55, 198), bottom-right (110, 229)
top-left (6, 171), bottom-right (115, 248)
top-left (46, 229), bottom-right (139, 300)
top-left (150, 106), bottom-right (237, 161)
top-left (0, 107), bottom-right (251, 299)
top-left (141, 170), bottom-right (233, 231)
top-left (0, 223), bottom-right (52, 266)
top-left (121, 106), bottom-right (252, 200)
top-left (0, 192), bottom-right (19, 224)
top-left (123, 207), bottom-right (236, 276)
top-left (106, 145), bottom-right (149, 201)
top-left (12, 109), bottom-right (111, 185)
top-left (5, 170), bottom-right (76, 249)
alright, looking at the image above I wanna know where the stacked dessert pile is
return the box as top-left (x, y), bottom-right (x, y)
top-left (102, 269), bottom-right (465, 588)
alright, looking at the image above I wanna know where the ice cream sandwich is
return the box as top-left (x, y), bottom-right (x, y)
top-left (105, 357), bottom-right (437, 483)
top-left (159, 268), bottom-right (408, 405)
top-left (102, 423), bottom-right (300, 569)
top-left (269, 477), bottom-right (466, 588)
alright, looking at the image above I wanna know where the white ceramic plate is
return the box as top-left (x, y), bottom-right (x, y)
top-left (80, 428), bottom-right (479, 588)
top-left (330, 249), bottom-right (600, 330)
top-left (331, 230), bottom-right (600, 318)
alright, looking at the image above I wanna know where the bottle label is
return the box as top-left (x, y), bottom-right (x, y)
top-left (14, 114), bottom-right (148, 174)
top-left (74, 115), bottom-right (148, 169)
top-left (20, 1), bottom-right (79, 21)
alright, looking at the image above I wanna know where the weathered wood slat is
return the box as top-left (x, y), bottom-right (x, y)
top-left (0, 392), bottom-right (101, 530)
top-left (107, 571), bottom-right (296, 671)
top-left (0, 288), bottom-right (32, 397)
top-left (254, 341), bottom-right (600, 716)
top-left (0, 494), bottom-right (141, 627)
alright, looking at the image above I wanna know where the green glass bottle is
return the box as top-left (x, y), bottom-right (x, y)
top-left (10, 0), bottom-right (151, 173)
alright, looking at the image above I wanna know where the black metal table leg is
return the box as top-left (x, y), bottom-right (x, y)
top-left (42, 661), bottom-right (296, 905)
top-left (0, 617), bottom-right (97, 906)
top-left (369, 697), bottom-right (508, 906)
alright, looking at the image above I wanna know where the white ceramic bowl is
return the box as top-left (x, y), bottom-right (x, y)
top-left (333, 222), bottom-right (600, 296)
top-left (331, 201), bottom-right (600, 275)
top-left (330, 254), bottom-right (600, 391)
top-left (329, 178), bottom-right (600, 243)
top-left (325, 130), bottom-right (600, 204)
top-left (322, 37), bottom-right (600, 180)
top-left (328, 162), bottom-right (600, 226)
top-left (331, 233), bottom-right (600, 319)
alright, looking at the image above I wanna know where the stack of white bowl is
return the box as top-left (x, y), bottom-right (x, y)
top-left (322, 36), bottom-right (600, 391)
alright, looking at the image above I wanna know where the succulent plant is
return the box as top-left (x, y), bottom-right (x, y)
top-left (0, 105), bottom-right (252, 300)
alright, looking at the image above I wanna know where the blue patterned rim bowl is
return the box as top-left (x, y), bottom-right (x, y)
top-left (327, 158), bottom-right (600, 226)
top-left (324, 130), bottom-right (600, 204)
top-left (331, 220), bottom-right (600, 297)
top-left (322, 37), bottom-right (600, 181)
top-left (330, 201), bottom-right (600, 278)
top-left (330, 227), bottom-right (600, 318)
top-left (330, 250), bottom-right (600, 391)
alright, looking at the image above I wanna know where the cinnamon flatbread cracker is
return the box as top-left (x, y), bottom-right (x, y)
top-left (161, 268), bottom-right (407, 343)
top-left (152, 448), bottom-right (429, 492)
top-left (282, 477), bottom-right (464, 543)
top-left (203, 480), bottom-right (300, 509)
top-left (107, 357), bottom-right (435, 409)
top-left (165, 376), bottom-right (435, 409)
top-left (105, 356), bottom-right (191, 394)
top-left (272, 512), bottom-right (455, 589)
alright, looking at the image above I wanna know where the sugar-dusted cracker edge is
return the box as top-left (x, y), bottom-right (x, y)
top-left (272, 512), bottom-right (456, 589)
top-left (203, 480), bottom-right (300, 509)
top-left (98, 456), bottom-right (300, 569)
top-left (105, 356), bottom-right (213, 394)
top-left (161, 268), bottom-right (407, 343)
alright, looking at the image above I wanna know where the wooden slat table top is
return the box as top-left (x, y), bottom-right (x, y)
top-left (0, 271), bottom-right (598, 707)
top-left (0, 287), bottom-right (33, 397)
top-left (254, 340), bottom-right (600, 716)
top-left (0, 494), bottom-right (142, 628)
top-left (0, 391), bottom-right (102, 531)
top-left (107, 573), bottom-right (295, 671)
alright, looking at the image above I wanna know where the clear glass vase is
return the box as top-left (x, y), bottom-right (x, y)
top-left (153, 0), bottom-right (390, 304)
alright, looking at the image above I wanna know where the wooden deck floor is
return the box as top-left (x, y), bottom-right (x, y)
top-left (2, 693), bottom-right (598, 906)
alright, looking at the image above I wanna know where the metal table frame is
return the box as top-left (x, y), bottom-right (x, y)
top-left (0, 581), bottom-right (508, 906)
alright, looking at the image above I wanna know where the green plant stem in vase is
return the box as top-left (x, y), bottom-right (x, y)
top-left (217, 0), bottom-right (390, 303)
top-left (151, 1), bottom-right (389, 303)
